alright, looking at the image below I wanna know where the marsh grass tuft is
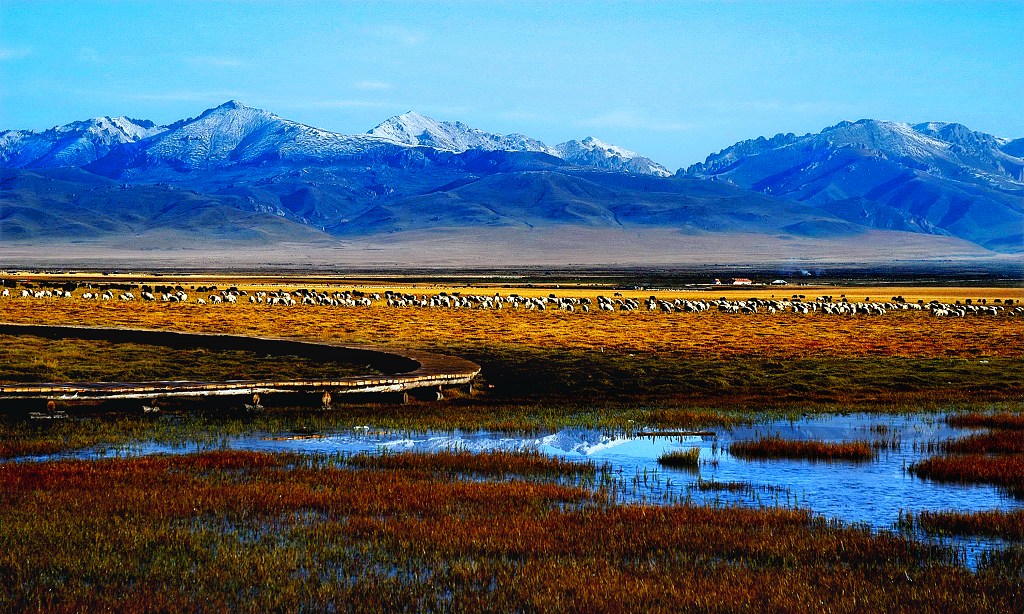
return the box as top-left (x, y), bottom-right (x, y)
top-left (947, 411), bottom-right (1024, 431)
top-left (942, 430), bottom-right (1024, 454)
top-left (730, 436), bottom-right (875, 461)
top-left (910, 454), bottom-right (1024, 498)
top-left (656, 447), bottom-right (700, 469)
top-left (900, 509), bottom-right (1024, 540)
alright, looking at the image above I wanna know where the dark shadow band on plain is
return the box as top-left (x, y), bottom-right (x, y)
top-left (0, 322), bottom-right (480, 401)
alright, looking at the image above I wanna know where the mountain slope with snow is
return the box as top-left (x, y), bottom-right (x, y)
top-left (88, 101), bottom-right (410, 176)
top-left (1, 103), bottom-right (1020, 255)
top-left (683, 119), bottom-right (1024, 251)
top-left (369, 112), bottom-right (671, 176)
top-left (369, 111), bottom-right (553, 154)
top-left (555, 137), bottom-right (672, 177)
top-left (0, 116), bottom-right (165, 168)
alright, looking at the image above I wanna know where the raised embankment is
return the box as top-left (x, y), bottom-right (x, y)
top-left (0, 323), bottom-right (480, 404)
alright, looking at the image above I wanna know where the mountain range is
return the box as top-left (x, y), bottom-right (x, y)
top-left (1, 101), bottom-right (1021, 266)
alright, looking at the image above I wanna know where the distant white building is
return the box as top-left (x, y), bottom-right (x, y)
top-left (731, 278), bottom-right (753, 285)
top-left (771, 279), bottom-right (788, 285)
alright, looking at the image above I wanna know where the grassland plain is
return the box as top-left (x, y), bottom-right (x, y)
top-left (1, 279), bottom-right (1022, 609)
top-left (0, 285), bottom-right (1021, 407)
top-left (0, 281), bottom-right (1021, 449)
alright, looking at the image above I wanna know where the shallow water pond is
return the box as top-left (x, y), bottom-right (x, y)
top-left (69, 412), bottom-right (1020, 534)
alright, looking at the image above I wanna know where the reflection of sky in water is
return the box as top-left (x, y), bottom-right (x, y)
top-left (26, 413), bottom-right (1023, 559)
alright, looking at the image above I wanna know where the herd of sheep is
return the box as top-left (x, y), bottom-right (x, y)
top-left (1, 285), bottom-right (1019, 318)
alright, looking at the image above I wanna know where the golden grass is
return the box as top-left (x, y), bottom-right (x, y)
top-left (1, 291), bottom-right (1019, 361)
top-left (656, 447), bottom-right (700, 469)
top-left (2, 281), bottom-right (1021, 412)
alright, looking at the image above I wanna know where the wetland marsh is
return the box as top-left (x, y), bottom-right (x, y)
top-left (0, 273), bottom-right (1022, 609)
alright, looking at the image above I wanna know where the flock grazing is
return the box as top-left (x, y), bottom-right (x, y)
top-left (1, 284), bottom-right (1020, 319)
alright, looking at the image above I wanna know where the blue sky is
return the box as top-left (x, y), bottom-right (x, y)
top-left (1, 1), bottom-right (1021, 169)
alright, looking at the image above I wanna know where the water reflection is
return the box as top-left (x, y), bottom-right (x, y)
top-left (16, 412), bottom-right (1023, 558)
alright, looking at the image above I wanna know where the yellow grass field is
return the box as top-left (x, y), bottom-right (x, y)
top-left (1, 277), bottom-right (1021, 411)
top-left (1, 285), bottom-right (1020, 360)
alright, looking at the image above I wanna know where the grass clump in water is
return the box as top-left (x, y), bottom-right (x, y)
top-left (946, 411), bottom-right (1024, 430)
top-left (657, 447), bottom-right (700, 469)
top-left (910, 455), bottom-right (1024, 498)
top-left (900, 509), bottom-right (1024, 540)
top-left (730, 436), bottom-right (875, 461)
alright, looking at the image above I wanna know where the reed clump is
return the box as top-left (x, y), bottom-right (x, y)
top-left (947, 411), bottom-right (1024, 430)
top-left (0, 439), bottom-right (64, 458)
top-left (656, 447), bottom-right (700, 469)
top-left (942, 430), bottom-right (1024, 454)
top-left (691, 479), bottom-right (758, 493)
top-left (978, 546), bottom-right (1024, 577)
top-left (730, 436), bottom-right (875, 461)
top-left (910, 455), bottom-right (1024, 497)
top-left (900, 509), bottom-right (1024, 540)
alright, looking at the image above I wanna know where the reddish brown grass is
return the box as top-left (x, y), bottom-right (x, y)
top-left (947, 412), bottom-right (1024, 430)
top-left (1, 451), bottom-right (1014, 611)
top-left (730, 436), bottom-right (875, 461)
top-left (902, 509), bottom-right (1024, 540)
top-left (911, 455), bottom-right (1024, 497)
top-left (943, 431), bottom-right (1024, 454)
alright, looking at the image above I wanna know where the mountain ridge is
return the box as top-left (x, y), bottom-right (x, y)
top-left (1, 103), bottom-right (1021, 258)
top-left (682, 118), bottom-right (1023, 251)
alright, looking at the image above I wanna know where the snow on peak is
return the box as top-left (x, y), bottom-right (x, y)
top-left (570, 136), bottom-right (641, 159)
top-left (81, 116), bottom-right (164, 142)
top-left (367, 113), bottom-right (671, 174)
top-left (132, 101), bottom-right (407, 171)
top-left (1, 102), bottom-right (673, 176)
top-left (686, 118), bottom-right (1023, 187)
top-left (0, 115), bottom-right (167, 168)
top-left (555, 137), bottom-right (671, 176)
top-left (368, 111), bottom-right (552, 154)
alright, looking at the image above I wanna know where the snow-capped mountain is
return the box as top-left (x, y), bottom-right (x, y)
top-left (555, 136), bottom-right (672, 177)
top-left (0, 116), bottom-right (165, 168)
top-left (1, 103), bottom-right (1020, 254)
top-left (2, 102), bottom-right (673, 179)
top-left (682, 119), bottom-right (1024, 251)
top-left (369, 111), bottom-right (553, 154)
top-left (910, 121), bottom-right (1024, 182)
top-left (369, 112), bottom-right (672, 176)
top-left (92, 100), bottom-right (406, 175)
top-left (686, 119), bottom-right (1024, 187)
